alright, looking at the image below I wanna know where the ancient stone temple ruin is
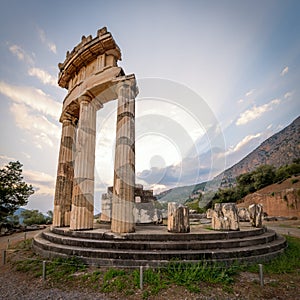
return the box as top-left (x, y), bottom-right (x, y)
top-left (34, 28), bottom-right (287, 267)
top-left (52, 27), bottom-right (137, 233)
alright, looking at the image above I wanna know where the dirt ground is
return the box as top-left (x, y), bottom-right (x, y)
top-left (0, 222), bottom-right (299, 300)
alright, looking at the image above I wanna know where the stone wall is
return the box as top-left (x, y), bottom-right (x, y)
top-left (238, 188), bottom-right (300, 217)
top-left (100, 185), bottom-right (162, 224)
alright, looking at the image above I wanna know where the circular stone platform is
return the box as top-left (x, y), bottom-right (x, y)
top-left (33, 223), bottom-right (286, 267)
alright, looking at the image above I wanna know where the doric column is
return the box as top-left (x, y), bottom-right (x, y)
top-left (70, 95), bottom-right (98, 230)
top-left (53, 114), bottom-right (77, 227)
top-left (111, 79), bottom-right (137, 233)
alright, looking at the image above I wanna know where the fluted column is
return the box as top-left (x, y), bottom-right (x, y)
top-left (70, 95), bottom-right (97, 230)
top-left (53, 114), bottom-right (77, 227)
top-left (111, 80), bottom-right (137, 233)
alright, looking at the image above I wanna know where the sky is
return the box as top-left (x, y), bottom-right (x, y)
top-left (0, 0), bottom-right (299, 214)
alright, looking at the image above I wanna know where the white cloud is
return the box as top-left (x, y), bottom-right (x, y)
top-left (21, 152), bottom-right (31, 159)
top-left (9, 103), bottom-right (60, 148)
top-left (0, 81), bottom-right (61, 119)
top-left (23, 169), bottom-right (54, 184)
top-left (231, 133), bottom-right (261, 153)
top-left (23, 169), bottom-right (55, 196)
top-left (236, 99), bottom-right (281, 126)
top-left (0, 154), bottom-right (16, 161)
top-left (245, 89), bottom-right (255, 97)
top-left (0, 155), bottom-right (17, 167)
top-left (8, 44), bottom-right (34, 65)
top-left (280, 66), bottom-right (289, 76)
top-left (284, 91), bottom-right (293, 99)
top-left (150, 184), bottom-right (168, 194)
top-left (37, 27), bottom-right (57, 54)
top-left (237, 98), bottom-right (244, 104)
top-left (28, 67), bottom-right (57, 86)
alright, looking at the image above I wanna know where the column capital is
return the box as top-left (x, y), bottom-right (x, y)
top-left (78, 94), bottom-right (92, 105)
top-left (115, 75), bottom-right (139, 98)
top-left (60, 112), bottom-right (78, 125)
top-left (78, 94), bottom-right (103, 111)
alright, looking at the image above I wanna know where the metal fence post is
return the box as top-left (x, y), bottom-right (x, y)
top-left (1, 250), bottom-right (6, 266)
top-left (140, 266), bottom-right (143, 290)
top-left (259, 264), bottom-right (264, 287)
top-left (42, 261), bottom-right (46, 280)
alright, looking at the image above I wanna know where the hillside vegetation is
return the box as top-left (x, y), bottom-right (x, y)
top-left (210, 160), bottom-right (300, 207)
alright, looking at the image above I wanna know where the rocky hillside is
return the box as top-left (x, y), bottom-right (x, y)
top-left (221, 116), bottom-right (300, 183)
top-left (157, 116), bottom-right (300, 204)
top-left (237, 175), bottom-right (300, 217)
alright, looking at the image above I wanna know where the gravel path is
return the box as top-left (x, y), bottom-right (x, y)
top-left (0, 265), bottom-right (111, 300)
top-left (0, 229), bottom-right (112, 300)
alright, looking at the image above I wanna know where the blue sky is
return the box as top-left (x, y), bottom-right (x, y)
top-left (0, 0), bottom-right (299, 213)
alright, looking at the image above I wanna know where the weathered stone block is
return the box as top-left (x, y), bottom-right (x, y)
top-left (100, 193), bottom-right (112, 222)
top-left (249, 204), bottom-right (263, 228)
top-left (206, 208), bottom-right (214, 219)
top-left (211, 203), bottom-right (239, 231)
top-left (238, 207), bottom-right (250, 222)
top-left (135, 202), bottom-right (163, 224)
top-left (168, 202), bottom-right (190, 233)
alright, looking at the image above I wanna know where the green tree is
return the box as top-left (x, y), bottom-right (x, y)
top-left (46, 210), bottom-right (53, 224)
top-left (252, 165), bottom-right (275, 190)
top-left (0, 161), bottom-right (34, 222)
top-left (212, 188), bottom-right (239, 204)
top-left (236, 172), bottom-right (255, 195)
top-left (21, 209), bottom-right (46, 226)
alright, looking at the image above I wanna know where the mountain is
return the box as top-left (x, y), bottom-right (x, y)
top-left (220, 116), bottom-right (300, 183)
top-left (156, 182), bottom-right (207, 203)
top-left (157, 116), bottom-right (300, 204)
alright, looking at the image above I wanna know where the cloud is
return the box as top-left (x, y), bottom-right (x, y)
top-left (230, 133), bottom-right (261, 153)
top-left (284, 91), bottom-right (293, 99)
top-left (28, 67), bottom-right (57, 86)
top-left (0, 154), bottom-right (16, 161)
top-left (0, 81), bottom-right (61, 119)
top-left (236, 99), bottom-right (281, 126)
top-left (280, 66), bottom-right (289, 76)
top-left (0, 155), bottom-right (17, 167)
top-left (10, 103), bottom-right (60, 148)
top-left (8, 44), bottom-right (34, 65)
top-left (37, 27), bottom-right (57, 54)
top-left (245, 89), bottom-right (255, 97)
top-left (23, 169), bottom-right (55, 196)
top-left (21, 152), bottom-right (31, 159)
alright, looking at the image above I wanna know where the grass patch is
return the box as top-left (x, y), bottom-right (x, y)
top-left (11, 235), bottom-right (300, 298)
top-left (245, 236), bottom-right (300, 274)
top-left (263, 236), bottom-right (300, 274)
top-left (14, 255), bottom-right (87, 281)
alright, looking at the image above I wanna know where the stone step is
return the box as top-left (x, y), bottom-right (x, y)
top-left (50, 226), bottom-right (266, 241)
top-left (42, 229), bottom-right (277, 251)
top-left (33, 231), bottom-right (286, 265)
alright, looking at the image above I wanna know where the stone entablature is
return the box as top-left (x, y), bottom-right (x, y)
top-left (57, 27), bottom-right (131, 125)
top-left (58, 27), bottom-right (121, 89)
